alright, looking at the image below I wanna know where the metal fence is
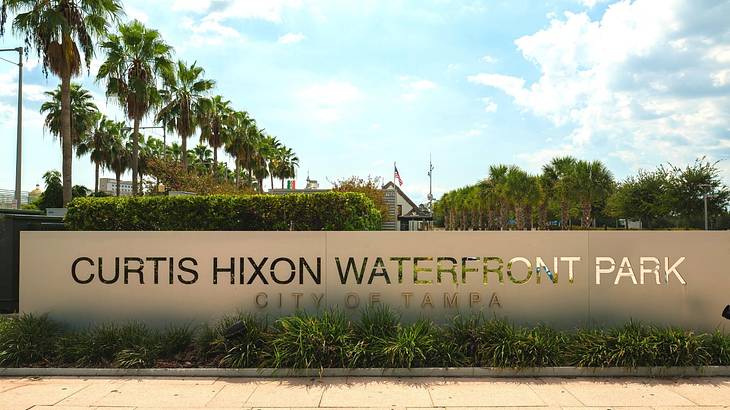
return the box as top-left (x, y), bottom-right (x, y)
top-left (0, 189), bottom-right (29, 209)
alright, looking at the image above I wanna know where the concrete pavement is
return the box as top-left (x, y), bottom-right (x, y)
top-left (0, 376), bottom-right (728, 409)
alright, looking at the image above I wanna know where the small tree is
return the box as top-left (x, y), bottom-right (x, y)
top-left (333, 176), bottom-right (389, 224)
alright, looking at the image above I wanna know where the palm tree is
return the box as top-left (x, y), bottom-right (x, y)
top-left (76, 113), bottom-right (114, 193)
top-left (543, 156), bottom-right (577, 230)
top-left (506, 166), bottom-right (531, 230)
top-left (260, 134), bottom-right (282, 189)
top-left (488, 164), bottom-right (510, 230)
top-left (106, 122), bottom-right (131, 196)
top-left (40, 83), bottom-right (99, 148)
top-left (571, 160), bottom-right (614, 228)
top-left (191, 144), bottom-right (213, 173)
top-left (97, 20), bottom-right (173, 196)
top-left (166, 142), bottom-right (183, 162)
top-left (224, 111), bottom-right (256, 188)
top-left (199, 95), bottom-right (232, 172)
top-left (1, 0), bottom-right (122, 205)
top-left (156, 60), bottom-right (215, 170)
top-left (272, 146), bottom-right (299, 189)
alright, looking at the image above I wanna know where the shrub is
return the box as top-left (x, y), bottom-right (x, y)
top-left (0, 314), bottom-right (60, 366)
top-left (354, 306), bottom-right (399, 366)
top-left (270, 311), bottom-right (359, 370)
top-left (705, 330), bottom-right (730, 365)
top-left (65, 192), bottom-right (382, 231)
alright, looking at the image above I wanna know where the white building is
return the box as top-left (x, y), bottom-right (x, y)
top-left (99, 178), bottom-right (133, 196)
top-left (382, 182), bottom-right (432, 231)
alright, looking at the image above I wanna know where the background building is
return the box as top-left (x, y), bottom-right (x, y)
top-left (99, 178), bottom-right (133, 196)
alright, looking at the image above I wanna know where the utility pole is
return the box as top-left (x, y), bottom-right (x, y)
top-left (0, 47), bottom-right (23, 208)
top-left (700, 184), bottom-right (712, 230)
top-left (427, 154), bottom-right (434, 213)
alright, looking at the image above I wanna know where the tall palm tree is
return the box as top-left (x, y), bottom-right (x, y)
top-left (506, 166), bottom-right (531, 230)
top-left (260, 134), bottom-right (282, 189)
top-left (488, 164), bottom-right (510, 230)
top-left (571, 160), bottom-right (614, 228)
top-left (1, 0), bottom-right (122, 205)
top-left (273, 146), bottom-right (299, 189)
top-left (166, 142), bottom-right (183, 162)
top-left (543, 156), bottom-right (577, 230)
top-left (40, 83), bottom-right (98, 147)
top-left (76, 113), bottom-right (114, 193)
top-left (224, 111), bottom-right (256, 188)
top-left (156, 60), bottom-right (215, 170)
top-left (199, 95), bottom-right (232, 172)
top-left (106, 121), bottom-right (131, 196)
top-left (97, 20), bottom-right (173, 195)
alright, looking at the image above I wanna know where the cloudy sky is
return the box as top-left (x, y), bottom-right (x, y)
top-left (0, 0), bottom-right (728, 203)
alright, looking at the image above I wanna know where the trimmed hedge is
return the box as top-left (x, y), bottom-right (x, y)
top-left (1, 312), bottom-right (728, 369)
top-left (64, 192), bottom-right (382, 231)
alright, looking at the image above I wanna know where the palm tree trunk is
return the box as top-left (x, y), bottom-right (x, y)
top-left (269, 167), bottom-right (274, 191)
top-left (132, 118), bottom-right (140, 195)
top-left (539, 201), bottom-right (548, 230)
top-left (181, 135), bottom-right (188, 171)
top-left (560, 200), bottom-right (569, 230)
top-left (94, 162), bottom-right (99, 193)
top-left (115, 170), bottom-right (121, 197)
top-left (487, 208), bottom-right (495, 230)
top-left (235, 160), bottom-right (240, 188)
top-left (60, 72), bottom-right (73, 205)
top-left (515, 205), bottom-right (524, 230)
top-left (582, 200), bottom-right (591, 228)
top-left (525, 204), bottom-right (533, 230)
top-left (213, 147), bottom-right (218, 175)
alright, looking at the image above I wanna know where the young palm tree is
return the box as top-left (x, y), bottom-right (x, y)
top-left (97, 20), bottom-right (173, 195)
top-left (40, 83), bottom-right (99, 147)
top-left (76, 113), bottom-right (114, 193)
top-left (571, 160), bottom-right (614, 228)
top-left (199, 95), bottom-right (232, 172)
top-left (156, 60), bottom-right (215, 170)
top-left (224, 111), bottom-right (257, 188)
top-left (260, 134), bottom-right (282, 189)
top-left (1, 0), bottom-right (122, 205)
top-left (543, 156), bottom-right (577, 230)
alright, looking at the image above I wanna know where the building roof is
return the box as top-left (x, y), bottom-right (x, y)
top-left (382, 181), bottom-right (420, 212)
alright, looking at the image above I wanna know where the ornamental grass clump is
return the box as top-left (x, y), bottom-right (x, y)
top-left (0, 314), bottom-right (60, 367)
top-left (379, 319), bottom-right (441, 368)
top-left (705, 330), bottom-right (730, 365)
top-left (476, 319), bottom-right (565, 368)
top-left (270, 310), bottom-right (358, 369)
top-left (353, 306), bottom-right (399, 366)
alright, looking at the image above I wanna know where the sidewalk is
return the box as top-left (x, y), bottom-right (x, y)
top-left (0, 376), bottom-right (728, 409)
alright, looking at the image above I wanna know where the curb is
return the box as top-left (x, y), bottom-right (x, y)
top-left (1, 367), bottom-right (729, 378)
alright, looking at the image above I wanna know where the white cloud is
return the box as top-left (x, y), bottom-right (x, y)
top-left (0, 67), bottom-right (47, 102)
top-left (481, 97), bottom-right (498, 113)
top-left (181, 17), bottom-right (243, 46)
top-left (204, 0), bottom-right (304, 24)
top-left (399, 76), bottom-right (437, 102)
top-left (469, 0), bottom-right (730, 176)
top-left (126, 5), bottom-right (149, 23)
top-left (278, 32), bottom-right (306, 44)
top-left (297, 80), bottom-right (362, 123)
top-left (481, 54), bottom-right (497, 64)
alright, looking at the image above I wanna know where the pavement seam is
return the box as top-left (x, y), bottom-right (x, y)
top-left (524, 378), bottom-right (549, 407)
top-left (242, 381), bottom-right (260, 407)
top-left (539, 376), bottom-right (584, 406)
top-left (426, 380), bottom-right (436, 408)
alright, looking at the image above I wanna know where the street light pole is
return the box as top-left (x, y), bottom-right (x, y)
top-left (700, 183), bottom-right (711, 230)
top-left (0, 47), bottom-right (23, 208)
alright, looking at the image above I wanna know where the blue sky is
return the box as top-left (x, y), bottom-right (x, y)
top-left (0, 0), bottom-right (728, 203)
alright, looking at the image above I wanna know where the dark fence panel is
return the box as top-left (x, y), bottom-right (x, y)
top-left (0, 212), bottom-right (64, 313)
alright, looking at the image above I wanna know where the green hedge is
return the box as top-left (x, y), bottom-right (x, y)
top-left (1, 311), bottom-right (728, 369)
top-left (64, 192), bottom-right (382, 231)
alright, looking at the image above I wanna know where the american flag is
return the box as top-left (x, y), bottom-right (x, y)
top-left (394, 163), bottom-right (403, 186)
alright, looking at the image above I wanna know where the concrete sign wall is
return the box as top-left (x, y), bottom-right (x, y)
top-left (19, 231), bottom-right (730, 330)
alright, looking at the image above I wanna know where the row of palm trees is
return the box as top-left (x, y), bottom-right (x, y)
top-left (435, 157), bottom-right (614, 230)
top-left (1, 1), bottom-right (297, 203)
top-left (40, 82), bottom-right (299, 195)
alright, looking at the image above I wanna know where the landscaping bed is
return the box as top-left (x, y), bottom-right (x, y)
top-left (1, 309), bottom-right (728, 370)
